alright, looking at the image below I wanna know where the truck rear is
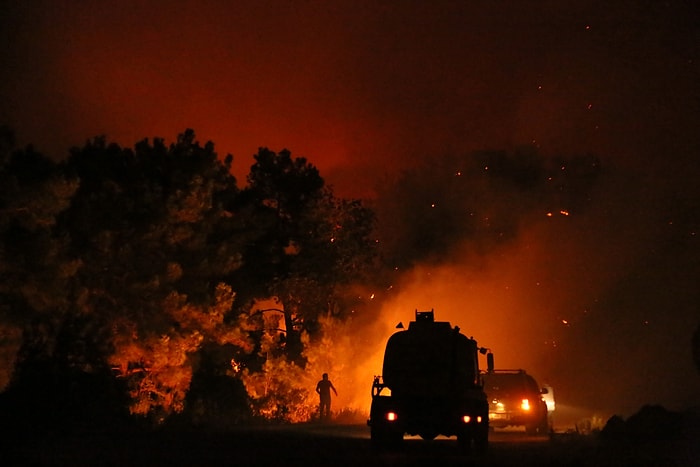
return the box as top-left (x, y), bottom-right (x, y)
top-left (367, 310), bottom-right (490, 452)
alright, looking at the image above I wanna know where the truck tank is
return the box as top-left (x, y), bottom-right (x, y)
top-left (367, 310), bottom-right (490, 452)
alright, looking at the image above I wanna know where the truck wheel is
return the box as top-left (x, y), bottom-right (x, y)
top-left (474, 428), bottom-right (488, 454)
top-left (371, 426), bottom-right (402, 451)
top-left (526, 415), bottom-right (549, 435)
top-left (370, 426), bottom-right (386, 450)
top-left (457, 430), bottom-right (472, 454)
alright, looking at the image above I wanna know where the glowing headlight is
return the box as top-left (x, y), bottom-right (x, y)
top-left (386, 411), bottom-right (397, 421)
top-left (521, 399), bottom-right (531, 411)
top-left (463, 415), bottom-right (471, 423)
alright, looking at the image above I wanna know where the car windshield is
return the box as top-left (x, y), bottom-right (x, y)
top-left (482, 372), bottom-right (539, 395)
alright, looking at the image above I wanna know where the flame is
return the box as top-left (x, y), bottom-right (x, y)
top-left (239, 312), bottom-right (389, 423)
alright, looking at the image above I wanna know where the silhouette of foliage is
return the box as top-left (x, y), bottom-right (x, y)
top-left (0, 129), bottom-right (380, 426)
top-left (232, 148), bottom-right (378, 364)
top-left (53, 130), bottom-right (255, 419)
top-left (0, 130), bottom-right (78, 391)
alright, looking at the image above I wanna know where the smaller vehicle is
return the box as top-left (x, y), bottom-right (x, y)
top-left (481, 369), bottom-right (550, 435)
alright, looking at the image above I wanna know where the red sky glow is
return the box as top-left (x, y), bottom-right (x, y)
top-left (1, 0), bottom-right (699, 424)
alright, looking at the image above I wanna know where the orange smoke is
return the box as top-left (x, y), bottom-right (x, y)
top-left (303, 207), bottom-right (633, 420)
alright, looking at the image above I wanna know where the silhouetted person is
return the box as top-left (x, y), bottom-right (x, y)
top-left (315, 373), bottom-right (337, 421)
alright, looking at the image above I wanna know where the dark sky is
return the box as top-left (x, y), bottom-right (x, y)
top-left (2, 0), bottom-right (699, 421)
top-left (3, 0), bottom-right (695, 194)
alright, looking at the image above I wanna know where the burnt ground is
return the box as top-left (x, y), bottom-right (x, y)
top-left (2, 423), bottom-right (698, 467)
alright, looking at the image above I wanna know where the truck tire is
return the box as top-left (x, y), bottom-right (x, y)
top-left (474, 427), bottom-right (489, 454)
top-left (457, 431), bottom-right (471, 453)
top-left (458, 427), bottom-right (488, 454)
top-left (371, 425), bottom-right (403, 451)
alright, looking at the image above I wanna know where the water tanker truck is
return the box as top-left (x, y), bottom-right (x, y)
top-left (368, 310), bottom-right (492, 452)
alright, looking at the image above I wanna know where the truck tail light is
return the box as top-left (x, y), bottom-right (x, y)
top-left (463, 415), bottom-right (484, 423)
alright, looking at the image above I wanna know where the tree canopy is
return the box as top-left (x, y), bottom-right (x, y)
top-left (0, 129), bottom-right (379, 426)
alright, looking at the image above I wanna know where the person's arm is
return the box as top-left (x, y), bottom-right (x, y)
top-left (331, 383), bottom-right (338, 396)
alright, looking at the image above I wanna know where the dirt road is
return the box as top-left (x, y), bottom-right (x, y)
top-left (3, 423), bottom-right (696, 466)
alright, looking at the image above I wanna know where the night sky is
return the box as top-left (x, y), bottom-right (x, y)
top-left (2, 0), bottom-right (699, 421)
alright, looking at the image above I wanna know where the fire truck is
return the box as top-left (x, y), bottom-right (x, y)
top-left (367, 310), bottom-right (491, 452)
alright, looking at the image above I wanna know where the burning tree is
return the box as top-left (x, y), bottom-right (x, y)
top-left (0, 129), bottom-right (381, 427)
top-left (241, 313), bottom-right (361, 423)
top-left (231, 148), bottom-right (379, 361)
top-left (58, 131), bottom-right (262, 420)
top-left (0, 130), bottom-right (262, 424)
top-left (241, 329), bottom-right (316, 423)
top-left (109, 283), bottom-right (253, 418)
top-left (228, 148), bottom-right (380, 422)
